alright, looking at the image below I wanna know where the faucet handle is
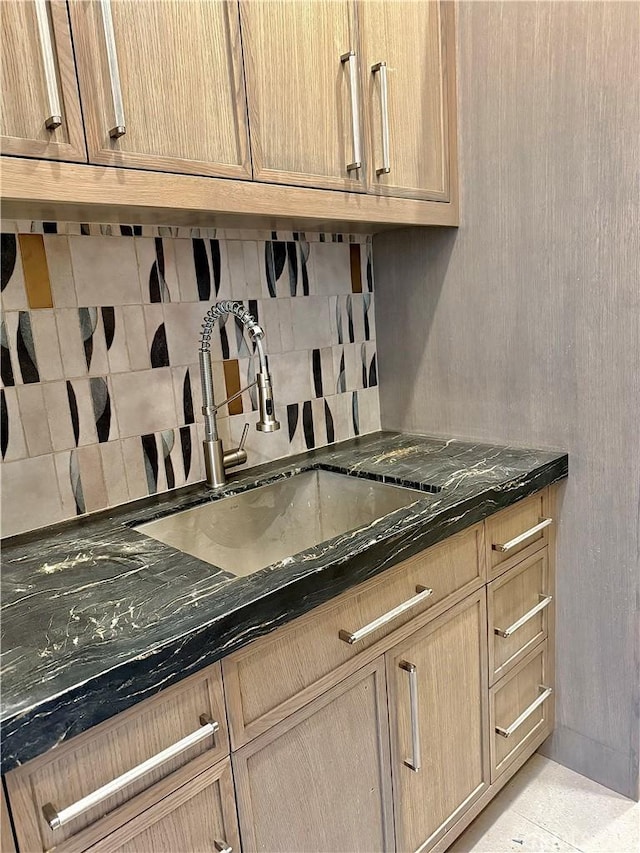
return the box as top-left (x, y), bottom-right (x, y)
top-left (238, 422), bottom-right (250, 452)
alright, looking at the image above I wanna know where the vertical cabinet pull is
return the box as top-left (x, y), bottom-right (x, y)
top-left (371, 61), bottom-right (390, 175)
top-left (340, 50), bottom-right (362, 172)
top-left (34, 0), bottom-right (62, 130)
top-left (399, 660), bottom-right (421, 772)
top-left (99, 0), bottom-right (126, 138)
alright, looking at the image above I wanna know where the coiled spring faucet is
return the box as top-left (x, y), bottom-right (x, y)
top-left (199, 301), bottom-right (280, 488)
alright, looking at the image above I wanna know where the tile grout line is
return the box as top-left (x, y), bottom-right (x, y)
top-left (508, 807), bottom-right (587, 852)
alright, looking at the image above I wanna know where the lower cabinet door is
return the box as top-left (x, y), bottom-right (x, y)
top-left (233, 658), bottom-right (394, 852)
top-left (386, 591), bottom-right (490, 853)
top-left (84, 757), bottom-right (240, 853)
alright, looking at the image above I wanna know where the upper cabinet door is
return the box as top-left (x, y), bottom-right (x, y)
top-left (239, 0), bottom-right (366, 192)
top-left (359, 0), bottom-right (455, 200)
top-left (68, 0), bottom-right (251, 178)
top-left (1, 0), bottom-right (86, 161)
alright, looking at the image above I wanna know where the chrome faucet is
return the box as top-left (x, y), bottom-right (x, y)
top-left (199, 301), bottom-right (280, 488)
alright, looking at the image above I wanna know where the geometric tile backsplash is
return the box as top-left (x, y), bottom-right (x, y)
top-left (0, 221), bottom-right (380, 537)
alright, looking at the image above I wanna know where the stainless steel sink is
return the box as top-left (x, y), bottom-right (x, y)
top-left (134, 470), bottom-right (423, 577)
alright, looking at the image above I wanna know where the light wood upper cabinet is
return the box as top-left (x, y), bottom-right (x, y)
top-left (358, 0), bottom-right (455, 200)
top-left (1, 0), bottom-right (460, 228)
top-left (67, 0), bottom-right (251, 178)
top-left (0, 0), bottom-right (86, 161)
top-left (233, 659), bottom-right (394, 852)
top-left (386, 591), bottom-right (490, 852)
top-left (240, 0), bottom-right (456, 198)
top-left (239, 0), bottom-right (366, 192)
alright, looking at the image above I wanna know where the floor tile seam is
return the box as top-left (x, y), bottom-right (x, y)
top-left (508, 806), bottom-right (586, 852)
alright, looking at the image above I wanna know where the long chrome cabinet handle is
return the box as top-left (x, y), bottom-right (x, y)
top-left (400, 661), bottom-right (421, 772)
top-left (492, 518), bottom-right (553, 553)
top-left (340, 51), bottom-right (362, 172)
top-left (371, 61), bottom-right (390, 175)
top-left (34, 0), bottom-right (62, 130)
top-left (495, 594), bottom-right (553, 638)
top-left (99, 0), bottom-right (126, 138)
top-left (495, 685), bottom-right (553, 738)
top-left (42, 716), bottom-right (219, 830)
top-left (339, 585), bottom-right (433, 645)
top-left (214, 841), bottom-right (232, 853)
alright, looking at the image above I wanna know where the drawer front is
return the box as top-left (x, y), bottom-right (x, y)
top-left (488, 550), bottom-right (551, 684)
top-left (490, 641), bottom-right (554, 781)
top-left (224, 524), bottom-right (485, 748)
top-left (486, 489), bottom-right (552, 578)
top-left (6, 663), bottom-right (228, 852)
top-left (82, 756), bottom-right (240, 853)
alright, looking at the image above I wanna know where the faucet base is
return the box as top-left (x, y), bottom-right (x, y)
top-left (203, 438), bottom-right (248, 488)
top-left (203, 439), bottom-right (226, 488)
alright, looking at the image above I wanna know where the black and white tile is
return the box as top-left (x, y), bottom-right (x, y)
top-left (0, 221), bottom-right (379, 536)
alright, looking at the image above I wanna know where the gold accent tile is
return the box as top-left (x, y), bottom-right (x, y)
top-left (223, 359), bottom-right (243, 415)
top-left (18, 234), bottom-right (53, 309)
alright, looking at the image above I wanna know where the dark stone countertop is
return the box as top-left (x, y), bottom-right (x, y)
top-left (0, 431), bottom-right (567, 773)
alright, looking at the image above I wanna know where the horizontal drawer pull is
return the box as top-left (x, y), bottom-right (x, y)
top-left (495, 685), bottom-right (553, 738)
top-left (339, 585), bottom-right (433, 645)
top-left (42, 715), bottom-right (219, 830)
top-left (494, 594), bottom-right (553, 638)
top-left (492, 518), bottom-right (552, 553)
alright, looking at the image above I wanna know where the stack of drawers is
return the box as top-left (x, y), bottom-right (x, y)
top-left (485, 490), bottom-right (556, 782)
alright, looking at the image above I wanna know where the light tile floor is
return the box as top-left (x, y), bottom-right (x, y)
top-left (450, 755), bottom-right (640, 852)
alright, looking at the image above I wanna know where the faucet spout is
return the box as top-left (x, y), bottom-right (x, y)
top-left (198, 301), bottom-right (280, 488)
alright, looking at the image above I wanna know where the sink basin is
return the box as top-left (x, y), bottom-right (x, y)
top-left (134, 470), bottom-right (424, 577)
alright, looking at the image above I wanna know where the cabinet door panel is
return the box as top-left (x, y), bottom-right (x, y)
top-left (359, 0), bottom-right (453, 200)
top-left (387, 591), bottom-right (489, 852)
top-left (240, 0), bottom-right (366, 191)
top-left (233, 658), bottom-right (394, 852)
top-left (69, 0), bottom-right (251, 178)
top-left (1, 0), bottom-right (86, 161)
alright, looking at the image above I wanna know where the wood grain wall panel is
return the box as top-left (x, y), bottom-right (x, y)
top-left (374, 1), bottom-right (640, 799)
